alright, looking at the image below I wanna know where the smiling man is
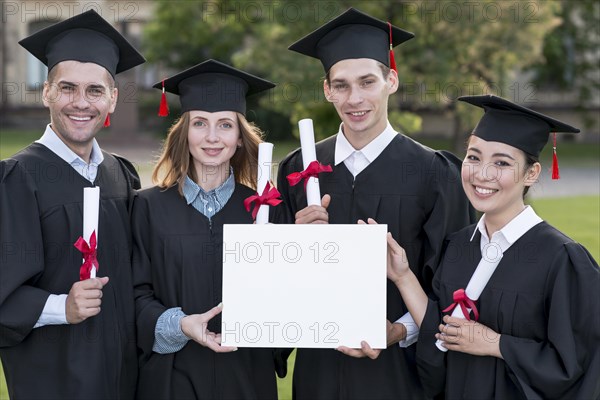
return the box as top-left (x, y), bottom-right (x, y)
top-left (43, 61), bottom-right (118, 156)
top-left (276, 8), bottom-right (474, 400)
top-left (0, 10), bottom-right (144, 399)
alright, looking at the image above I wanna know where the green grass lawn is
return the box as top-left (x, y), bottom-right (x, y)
top-left (0, 364), bottom-right (5, 400)
top-left (277, 350), bottom-right (294, 400)
top-left (529, 196), bottom-right (600, 260)
top-left (0, 131), bottom-right (597, 399)
top-left (0, 130), bottom-right (40, 160)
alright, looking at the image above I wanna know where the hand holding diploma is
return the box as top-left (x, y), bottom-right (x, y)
top-left (436, 315), bottom-right (503, 358)
top-left (435, 254), bottom-right (502, 352)
top-left (294, 194), bottom-right (331, 224)
top-left (74, 187), bottom-right (100, 280)
top-left (68, 186), bottom-right (106, 324)
top-left (65, 276), bottom-right (109, 324)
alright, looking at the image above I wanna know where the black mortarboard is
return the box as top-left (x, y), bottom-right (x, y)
top-left (153, 59), bottom-right (275, 116)
top-left (288, 7), bottom-right (414, 72)
top-left (459, 95), bottom-right (579, 157)
top-left (19, 9), bottom-right (145, 78)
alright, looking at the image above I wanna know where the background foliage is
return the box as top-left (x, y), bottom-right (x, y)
top-left (141, 0), bottom-right (599, 150)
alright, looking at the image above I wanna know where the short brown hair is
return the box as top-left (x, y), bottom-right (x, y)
top-left (325, 61), bottom-right (391, 86)
top-left (47, 62), bottom-right (115, 89)
top-left (153, 112), bottom-right (263, 194)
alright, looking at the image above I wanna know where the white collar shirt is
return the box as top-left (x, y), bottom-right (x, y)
top-left (334, 121), bottom-right (397, 177)
top-left (471, 205), bottom-right (544, 260)
top-left (36, 124), bottom-right (104, 183)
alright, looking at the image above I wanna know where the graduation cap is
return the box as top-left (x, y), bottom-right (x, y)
top-left (288, 7), bottom-right (414, 72)
top-left (153, 59), bottom-right (275, 116)
top-left (18, 9), bottom-right (145, 78)
top-left (459, 95), bottom-right (580, 179)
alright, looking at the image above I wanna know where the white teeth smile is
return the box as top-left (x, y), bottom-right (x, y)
top-left (350, 111), bottom-right (366, 116)
top-left (475, 186), bottom-right (497, 195)
top-left (69, 116), bottom-right (92, 121)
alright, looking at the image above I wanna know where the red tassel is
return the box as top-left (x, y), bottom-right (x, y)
top-left (387, 22), bottom-right (397, 72)
top-left (103, 114), bottom-right (110, 127)
top-left (158, 79), bottom-right (169, 117)
top-left (551, 132), bottom-right (560, 180)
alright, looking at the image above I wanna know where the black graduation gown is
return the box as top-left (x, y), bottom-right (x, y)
top-left (417, 222), bottom-right (600, 399)
top-left (133, 184), bottom-right (278, 400)
top-left (276, 134), bottom-right (475, 400)
top-left (0, 143), bottom-right (139, 399)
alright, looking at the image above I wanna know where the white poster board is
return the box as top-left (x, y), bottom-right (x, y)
top-left (221, 224), bottom-right (387, 349)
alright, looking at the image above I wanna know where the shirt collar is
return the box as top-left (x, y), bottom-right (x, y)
top-left (334, 121), bottom-right (397, 165)
top-left (183, 168), bottom-right (235, 205)
top-left (36, 124), bottom-right (104, 166)
top-left (470, 205), bottom-right (543, 247)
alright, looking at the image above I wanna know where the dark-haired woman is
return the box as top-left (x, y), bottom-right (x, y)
top-left (383, 95), bottom-right (600, 399)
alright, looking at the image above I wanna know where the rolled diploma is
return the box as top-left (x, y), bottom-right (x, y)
top-left (435, 253), bottom-right (502, 352)
top-left (256, 142), bottom-right (274, 224)
top-left (83, 187), bottom-right (100, 278)
top-left (298, 119), bottom-right (321, 206)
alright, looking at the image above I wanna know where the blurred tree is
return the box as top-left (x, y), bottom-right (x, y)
top-left (378, 0), bottom-right (559, 150)
top-left (143, 0), bottom-right (560, 151)
top-left (531, 0), bottom-right (599, 128)
top-left (144, 0), bottom-right (253, 68)
top-left (233, 1), bottom-right (424, 140)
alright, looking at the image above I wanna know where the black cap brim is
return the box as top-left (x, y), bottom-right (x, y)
top-left (289, 7), bottom-right (414, 71)
top-left (459, 95), bottom-right (579, 156)
top-left (153, 59), bottom-right (275, 115)
top-left (19, 9), bottom-right (145, 77)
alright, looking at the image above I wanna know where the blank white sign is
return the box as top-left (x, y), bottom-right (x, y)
top-left (221, 224), bottom-right (387, 349)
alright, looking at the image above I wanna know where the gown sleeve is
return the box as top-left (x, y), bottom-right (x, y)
top-left (112, 154), bottom-right (141, 217)
top-left (420, 151), bottom-right (475, 290)
top-left (132, 193), bottom-right (168, 359)
top-left (112, 154), bottom-right (141, 190)
top-left (500, 242), bottom-right (600, 399)
top-left (0, 160), bottom-right (52, 346)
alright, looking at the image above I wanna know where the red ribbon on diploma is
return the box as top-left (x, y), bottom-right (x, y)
top-left (244, 181), bottom-right (283, 220)
top-left (286, 160), bottom-right (333, 190)
top-left (442, 288), bottom-right (479, 321)
top-left (74, 231), bottom-right (99, 281)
